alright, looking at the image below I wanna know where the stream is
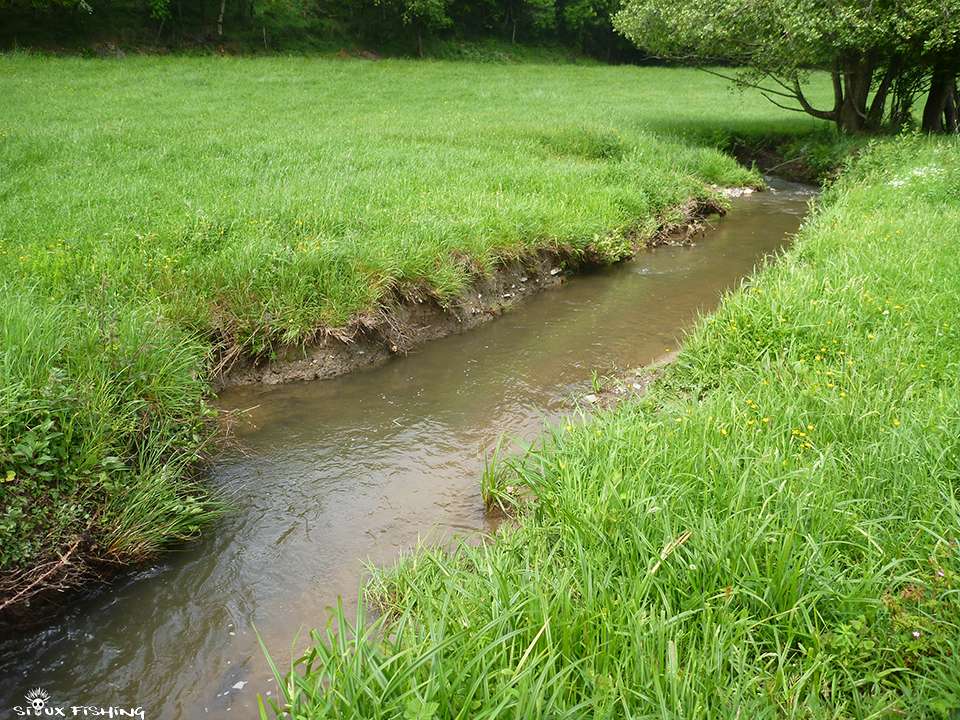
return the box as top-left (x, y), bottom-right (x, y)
top-left (0, 178), bottom-right (814, 718)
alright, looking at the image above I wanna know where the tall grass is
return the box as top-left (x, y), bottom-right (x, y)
top-left (0, 287), bottom-right (218, 572)
top-left (266, 137), bottom-right (960, 717)
top-left (0, 56), bottom-right (828, 586)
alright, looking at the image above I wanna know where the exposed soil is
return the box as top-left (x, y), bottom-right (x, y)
top-left (728, 141), bottom-right (824, 185)
top-left (573, 350), bottom-right (679, 411)
top-left (216, 195), bottom-right (730, 389)
top-left (0, 544), bottom-right (120, 631)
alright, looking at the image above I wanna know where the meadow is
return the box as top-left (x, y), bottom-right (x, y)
top-left (269, 137), bottom-right (960, 717)
top-left (0, 55), bottom-right (829, 596)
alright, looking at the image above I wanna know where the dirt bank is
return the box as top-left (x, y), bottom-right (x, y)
top-left (572, 349), bottom-right (680, 411)
top-left (216, 195), bottom-right (732, 389)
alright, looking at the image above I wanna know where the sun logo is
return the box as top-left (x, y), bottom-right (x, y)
top-left (24, 688), bottom-right (50, 713)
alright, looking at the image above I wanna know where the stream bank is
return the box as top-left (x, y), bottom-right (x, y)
top-left (0, 177), bottom-right (814, 719)
top-left (274, 139), bottom-right (960, 717)
top-left (0, 190), bottom-right (730, 623)
top-left (218, 195), bottom-right (730, 388)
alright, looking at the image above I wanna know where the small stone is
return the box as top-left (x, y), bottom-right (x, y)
top-left (549, 268), bottom-right (561, 276)
top-left (584, 394), bottom-right (599, 404)
top-left (232, 681), bottom-right (246, 691)
top-left (520, 276), bottom-right (528, 282)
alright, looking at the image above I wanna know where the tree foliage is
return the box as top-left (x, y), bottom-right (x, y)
top-left (0, 0), bottom-right (639, 60)
top-left (614, 0), bottom-right (960, 133)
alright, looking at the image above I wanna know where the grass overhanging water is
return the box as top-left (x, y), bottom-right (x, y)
top-left (266, 137), bottom-right (960, 717)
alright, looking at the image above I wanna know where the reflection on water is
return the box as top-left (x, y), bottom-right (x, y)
top-left (0, 179), bottom-right (813, 718)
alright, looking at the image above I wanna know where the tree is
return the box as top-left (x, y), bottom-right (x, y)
top-left (614, 0), bottom-right (960, 133)
top-left (502, 0), bottom-right (554, 44)
top-left (372, 0), bottom-right (453, 55)
top-left (901, 0), bottom-right (960, 132)
top-left (559, 0), bottom-right (619, 58)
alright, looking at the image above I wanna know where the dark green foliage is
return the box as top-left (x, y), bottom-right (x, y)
top-left (0, 0), bottom-right (641, 60)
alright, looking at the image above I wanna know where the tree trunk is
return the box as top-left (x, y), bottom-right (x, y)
top-left (416, 26), bottom-right (423, 58)
top-left (217, 0), bottom-right (226, 37)
top-left (922, 66), bottom-right (951, 133)
top-left (837, 103), bottom-right (861, 133)
top-left (947, 79), bottom-right (959, 133)
top-left (837, 58), bottom-right (873, 133)
top-left (831, 64), bottom-right (844, 115)
top-left (889, 73), bottom-right (917, 131)
top-left (866, 64), bottom-right (896, 130)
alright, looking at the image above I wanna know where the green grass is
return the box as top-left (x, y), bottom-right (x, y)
top-left (264, 137), bottom-right (960, 718)
top-left (0, 55), bottom-right (831, 586)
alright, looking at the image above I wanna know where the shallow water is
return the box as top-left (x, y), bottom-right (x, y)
top-left (0, 178), bottom-right (813, 718)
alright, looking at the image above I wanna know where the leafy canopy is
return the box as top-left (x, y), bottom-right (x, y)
top-left (614, 0), bottom-right (960, 133)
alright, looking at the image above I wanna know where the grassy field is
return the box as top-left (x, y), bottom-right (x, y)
top-left (0, 55), bottom-right (831, 595)
top-left (268, 137), bottom-right (960, 717)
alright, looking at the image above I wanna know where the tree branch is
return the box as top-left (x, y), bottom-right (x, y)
top-left (793, 77), bottom-right (838, 121)
top-left (759, 93), bottom-right (808, 113)
top-left (695, 66), bottom-right (803, 100)
top-left (692, 63), bottom-right (841, 123)
top-left (832, 63), bottom-right (844, 112)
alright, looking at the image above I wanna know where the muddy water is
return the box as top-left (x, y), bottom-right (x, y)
top-left (0, 179), bottom-right (813, 718)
